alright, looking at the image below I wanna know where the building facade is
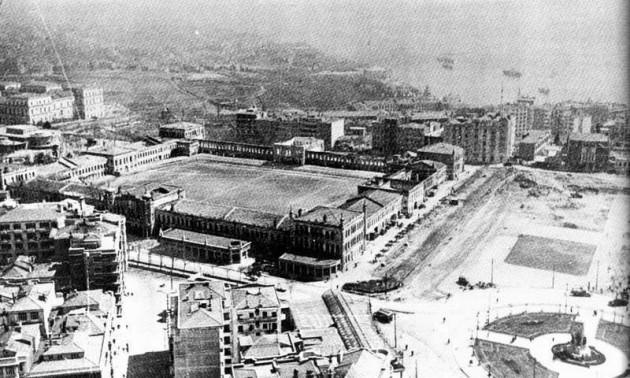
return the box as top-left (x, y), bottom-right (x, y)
top-left (443, 115), bottom-right (515, 164)
top-left (159, 228), bottom-right (251, 265)
top-left (68, 86), bottom-right (104, 119)
top-left (565, 133), bottom-right (610, 172)
top-left (159, 122), bottom-right (205, 140)
top-left (416, 143), bottom-right (464, 180)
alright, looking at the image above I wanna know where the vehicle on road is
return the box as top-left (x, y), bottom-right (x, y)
top-left (373, 309), bottom-right (395, 323)
top-left (608, 298), bottom-right (628, 307)
top-left (570, 288), bottom-right (591, 297)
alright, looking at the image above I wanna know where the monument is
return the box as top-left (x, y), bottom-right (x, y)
top-left (551, 324), bottom-right (606, 367)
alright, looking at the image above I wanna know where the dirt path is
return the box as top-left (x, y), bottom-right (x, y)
top-left (379, 166), bottom-right (516, 298)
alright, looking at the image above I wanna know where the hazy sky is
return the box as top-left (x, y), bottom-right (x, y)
top-left (16, 0), bottom-right (630, 105)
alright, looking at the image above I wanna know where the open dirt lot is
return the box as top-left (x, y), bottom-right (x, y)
top-left (97, 155), bottom-right (370, 214)
top-left (378, 166), bottom-right (629, 299)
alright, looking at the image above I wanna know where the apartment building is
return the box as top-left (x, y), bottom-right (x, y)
top-left (442, 114), bottom-right (515, 164)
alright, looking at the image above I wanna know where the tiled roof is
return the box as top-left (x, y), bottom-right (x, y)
top-left (231, 285), bottom-right (279, 310)
top-left (176, 281), bottom-right (227, 329)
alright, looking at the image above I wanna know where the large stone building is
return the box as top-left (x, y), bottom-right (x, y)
top-left (287, 206), bottom-right (365, 279)
top-left (0, 82), bottom-right (104, 125)
top-left (416, 142), bottom-right (464, 180)
top-left (84, 140), bottom-right (177, 175)
top-left (156, 199), bottom-right (294, 257)
top-left (67, 86), bottom-right (104, 119)
top-left (442, 114), bottom-right (515, 164)
top-left (235, 110), bottom-right (344, 149)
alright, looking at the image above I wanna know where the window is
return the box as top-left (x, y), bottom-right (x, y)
top-left (18, 313), bottom-right (27, 321)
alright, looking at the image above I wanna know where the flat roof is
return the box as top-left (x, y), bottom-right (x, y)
top-left (569, 132), bottom-right (609, 143)
top-left (0, 203), bottom-right (63, 223)
top-left (279, 253), bottom-right (340, 267)
top-left (160, 121), bottom-right (203, 131)
top-left (161, 228), bottom-right (249, 249)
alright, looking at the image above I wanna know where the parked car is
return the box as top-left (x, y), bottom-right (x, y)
top-left (373, 309), bottom-right (395, 323)
top-left (570, 288), bottom-right (591, 297)
top-left (608, 298), bottom-right (628, 307)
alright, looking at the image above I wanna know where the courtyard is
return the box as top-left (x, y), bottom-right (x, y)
top-left (97, 155), bottom-right (371, 215)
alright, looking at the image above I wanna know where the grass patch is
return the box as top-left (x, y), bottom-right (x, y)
top-left (506, 235), bottom-right (596, 275)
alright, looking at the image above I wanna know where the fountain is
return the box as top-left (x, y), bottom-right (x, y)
top-left (551, 324), bottom-right (606, 367)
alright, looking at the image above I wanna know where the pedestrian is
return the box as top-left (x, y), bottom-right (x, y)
top-left (447, 338), bottom-right (450, 344)
top-left (443, 316), bottom-right (446, 323)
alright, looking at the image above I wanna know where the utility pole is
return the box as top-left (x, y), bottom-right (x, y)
top-left (490, 258), bottom-right (494, 285)
top-left (595, 259), bottom-right (599, 291)
top-left (84, 252), bottom-right (90, 311)
top-left (552, 265), bottom-right (555, 289)
top-left (394, 312), bottom-right (398, 350)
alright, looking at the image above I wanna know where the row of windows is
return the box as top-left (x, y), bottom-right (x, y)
top-left (0, 221), bottom-right (56, 231)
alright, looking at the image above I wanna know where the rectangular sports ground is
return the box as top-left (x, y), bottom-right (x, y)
top-left (97, 156), bottom-right (370, 214)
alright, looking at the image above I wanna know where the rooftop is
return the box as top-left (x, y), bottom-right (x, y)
top-left (160, 121), bottom-right (203, 131)
top-left (161, 228), bottom-right (250, 250)
top-left (231, 285), bottom-right (280, 310)
top-left (0, 203), bottom-right (64, 223)
top-left (296, 206), bottom-right (361, 227)
top-left (240, 332), bottom-right (297, 361)
top-left (418, 142), bottom-right (464, 155)
top-left (57, 289), bottom-right (115, 317)
top-left (176, 281), bottom-right (228, 329)
top-left (520, 130), bottom-right (551, 144)
top-left (279, 253), bottom-right (340, 268)
top-left (568, 132), bottom-right (609, 143)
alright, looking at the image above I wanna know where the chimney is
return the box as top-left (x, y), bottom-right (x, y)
top-left (297, 208), bottom-right (303, 217)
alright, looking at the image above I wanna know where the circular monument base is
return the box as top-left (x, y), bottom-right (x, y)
top-left (551, 342), bottom-right (606, 367)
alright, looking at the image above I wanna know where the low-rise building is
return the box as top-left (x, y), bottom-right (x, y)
top-left (565, 133), bottom-right (609, 172)
top-left (517, 130), bottom-right (552, 161)
top-left (20, 81), bottom-right (63, 94)
top-left (155, 199), bottom-right (293, 256)
top-left (338, 190), bottom-right (402, 239)
top-left (159, 228), bottom-right (251, 265)
top-left (290, 206), bottom-right (365, 279)
top-left (159, 122), bottom-right (205, 140)
top-left (609, 149), bottom-right (630, 175)
top-left (231, 285), bottom-right (282, 340)
top-left (416, 142), bottom-right (464, 180)
top-left (0, 125), bottom-right (62, 155)
top-left (84, 140), bottom-right (177, 175)
top-left (0, 165), bottom-right (36, 190)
